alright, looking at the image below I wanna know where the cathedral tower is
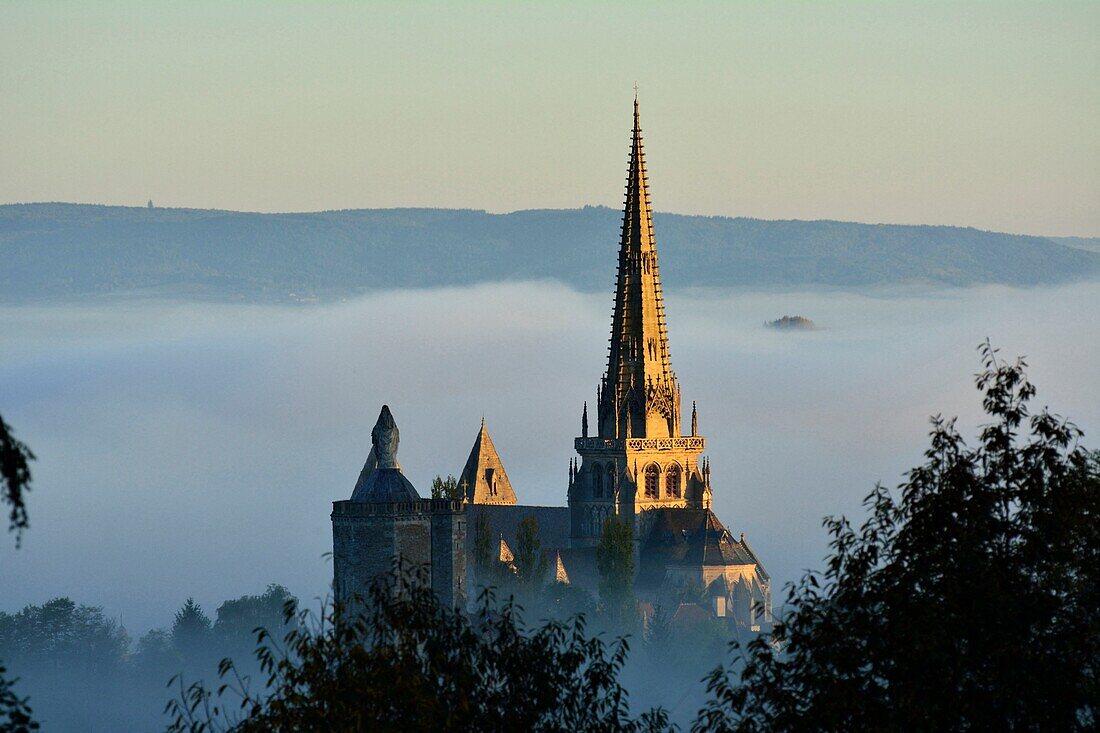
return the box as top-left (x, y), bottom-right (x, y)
top-left (569, 96), bottom-right (710, 548)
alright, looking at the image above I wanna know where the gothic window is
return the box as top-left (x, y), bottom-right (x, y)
top-left (485, 468), bottom-right (496, 496)
top-left (593, 464), bottom-right (603, 499)
top-left (607, 463), bottom-right (616, 496)
top-left (644, 464), bottom-right (660, 498)
top-left (666, 463), bottom-right (682, 499)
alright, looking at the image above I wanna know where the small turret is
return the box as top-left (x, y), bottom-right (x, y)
top-left (349, 405), bottom-right (420, 502)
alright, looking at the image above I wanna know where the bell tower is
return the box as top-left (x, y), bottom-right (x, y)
top-left (569, 95), bottom-right (709, 548)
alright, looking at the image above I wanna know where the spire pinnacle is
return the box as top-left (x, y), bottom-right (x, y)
top-left (598, 94), bottom-right (679, 439)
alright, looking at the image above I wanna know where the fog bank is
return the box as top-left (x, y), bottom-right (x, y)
top-left (2, 281), bottom-right (1098, 632)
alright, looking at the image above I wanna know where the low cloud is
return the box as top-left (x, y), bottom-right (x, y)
top-left (1, 281), bottom-right (1097, 632)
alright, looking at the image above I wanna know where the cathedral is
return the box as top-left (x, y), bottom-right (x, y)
top-left (333, 98), bottom-right (771, 630)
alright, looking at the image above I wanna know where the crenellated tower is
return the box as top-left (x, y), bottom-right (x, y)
top-left (569, 95), bottom-right (710, 548)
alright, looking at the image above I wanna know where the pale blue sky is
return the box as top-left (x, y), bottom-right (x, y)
top-left (2, 1), bottom-right (1097, 235)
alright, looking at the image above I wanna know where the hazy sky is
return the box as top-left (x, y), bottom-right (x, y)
top-left (1, 1), bottom-right (1097, 235)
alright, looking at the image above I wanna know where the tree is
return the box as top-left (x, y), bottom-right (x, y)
top-left (513, 515), bottom-right (548, 598)
top-left (695, 342), bottom-right (1100, 732)
top-left (0, 598), bottom-right (129, 672)
top-left (213, 585), bottom-right (298, 662)
top-left (0, 412), bottom-right (38, 731)
top-left (0, 661), bottom-right (36, 733)
top-left (172, 598), bottom-right (213, 657)
top-left (596, 517), bottom-right (636, 629)
top-left (431, 475), bottom-right (463, 501)
top-left (0, 414), bottom-right (34, 547)
top-left (169, 565), bottom-right (670, 732)
top-left (471, 511), bottom-right (496, 591)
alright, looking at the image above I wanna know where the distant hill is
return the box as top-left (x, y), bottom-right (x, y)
top-left (1, 203), bottom-right (1097, 303)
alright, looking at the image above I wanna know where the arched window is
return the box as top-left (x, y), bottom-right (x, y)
top-left (644, 464), bottom-right (660, 498)
top-left (607, 463), bottom-right (616, 496)
top-left (592, 464), bottom-right (603, 499)
top-left (665, 464), bottom-right (682, 499)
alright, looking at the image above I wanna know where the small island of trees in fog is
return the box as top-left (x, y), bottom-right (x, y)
top-left (765, 315), bottom-right (816, 331)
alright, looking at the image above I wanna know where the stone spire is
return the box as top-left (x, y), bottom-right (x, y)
top-left (598, 95), bottom-right (680, 439)
top-left (457, 419), bottom-right (518, 505)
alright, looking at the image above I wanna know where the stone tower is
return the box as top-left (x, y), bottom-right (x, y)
top-left (332, 405), bottom-right (466, 611)
top-left (569, 96), bottom-right (710, 548)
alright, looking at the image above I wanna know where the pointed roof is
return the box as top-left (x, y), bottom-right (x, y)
top-left (599, 95), bottom-right (680, 438)
top-left (457, 419), bottom-right (517, 505)
top-left (498, 536), bottom-right (515, 564)
top-left (350, 405), bottom-right (420, 502)
top-left (554, 550), bottom-right (571, 584)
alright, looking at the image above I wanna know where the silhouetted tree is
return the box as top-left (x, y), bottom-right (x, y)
top-left (132, 628), bottom-right (176, 676)
top-left (168, 566), bottom-right (669, 732)
top-left (431, 475), bottom-right (462, 501)
top-left (0, 598), bottom-right (129, 673)
top-left (471, 511), bottom-right (497, 591)
top-left (0, 413), bottom-right (37, 730)
top-left (172, 599), bottom-right (213, 658)
top-left (514, 515), bottom-right (549, 599)
top-left (213, 585), bottom-right (298, 661)
top-left (695, 342), bottom-right (1100, 732)
top-left (596, 517), bottom-right (636, 629)
top-left (0, 414), bottom-right (34, 547)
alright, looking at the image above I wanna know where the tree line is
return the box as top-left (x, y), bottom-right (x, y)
top-left (0, 586), bottom-right (297, 731)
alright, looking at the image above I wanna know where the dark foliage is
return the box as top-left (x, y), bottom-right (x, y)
top-left (168, 567), bottom-right (670, 732)
top-left (472, 511), bottom-right (494, 574)
top-left (597, 517), bottom-right (637, 627)
top-left (0, 412), bottom-right (37, 730)
top-left (514, 515), bottom-right (549, 596)
top-left (172, 598), bottom-right (214, 657)
top-left (213, 585), bottom-right (298, 663)
top-left (431, 474), bottom-right (462, 501)
top-left (0, 661), bottom-right (37, 732)
top-left (0, 598), bottom-right (130, 730)
top-left (0, 588), bottom-right (299, 731)
top-left (695, 342), bottom-right (1100, 732)
top-left (0, 413), bottom-right (34, 546)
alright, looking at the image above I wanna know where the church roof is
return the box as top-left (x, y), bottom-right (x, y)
top-left (457, 419), bottom-right (517, 505)
top-left (553, 550), bottom-right (571, 584)
top-left (598, 94), bottom-right (680, 439)
top-left (638, 508), bottom-right (757, 588)
top-left (349, 405), bottom-right (421, 503)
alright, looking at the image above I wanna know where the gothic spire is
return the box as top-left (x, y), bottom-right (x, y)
top-left (598, 95), bottom-right (679, 439)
